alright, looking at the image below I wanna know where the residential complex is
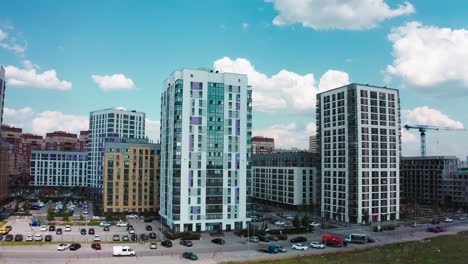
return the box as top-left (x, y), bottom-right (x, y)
top-left (252, 136), bottom-right (274, 155)
top-left (103, 139), bottom-right (160, 213)
top-left (400, 156), bottom-right (459, 204)
top-left (88, 108), bottom-right (146, 198)
top-left (317, 83), bottom-right (401, 223)
top-left (44, 131), bottom-right (82, 151)
top-left (30, 151), bottom-right (88, 187)
top-left (251, 152), bottom-right (320, 209)
top-left (160, 68), bottom-right (252, 232)
top-left (0, 65), bottom-right (7, 201)
top-left (0, 66), bottom-right (5, 132)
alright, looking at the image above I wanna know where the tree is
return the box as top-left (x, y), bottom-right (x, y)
top-left (79, 214), bottom-right (84, 221)
top-left (61, 211), bottom-right (70, 221)
top-left (301, 216), bottom-right (310, 227)
top-left (293, 215), bottom-right (301, 228)
top-left (105, 211), bottom-right (113, 222)
top-left (47, 208), bottom-right (56, 222)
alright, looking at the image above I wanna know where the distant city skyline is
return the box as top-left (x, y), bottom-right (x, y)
top-left (1, 0), bottom-right (468, 158)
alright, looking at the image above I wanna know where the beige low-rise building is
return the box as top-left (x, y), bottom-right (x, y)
top-left (103, 139), bottom-right (160, 213)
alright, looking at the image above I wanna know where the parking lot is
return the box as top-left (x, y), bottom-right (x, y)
top-left (28, 201), bottom-right (95, 220)
top-left (4, 218), bottom-right (161, 242)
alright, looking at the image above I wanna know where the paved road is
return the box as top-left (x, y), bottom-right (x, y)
top-left (1, 221), bottom-right (467, 264)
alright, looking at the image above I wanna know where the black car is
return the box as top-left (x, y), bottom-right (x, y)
top-left (258, 235), bottom-right (270, 242)
top-left (161, 240), bottom-right (173, 247)
top-left (103, 226), bottom-right (110, 231)
top-left (113, 234), bottom-right (120, 241)
top-left (373, 227), bottom-right (382, 232)
top-left (290, 236), bottom-right (307, 243)
top-left (211, 238), bottom-right (225, 245)
top-left (126, 225), bottom-right (134, 230)
top-left (56, 228), bottom-right (63, 235)
top-left (140, 233), bottom-right (149, 241)
top-left (130, 234), bottom-right (137, 241)
top-left (49, 225), bottom-right (56, 231)
top-left (432, 219), bottom-right (441, 224)
top-left (14, 234), bottom-right (23, 241)
top-left (80, 228), bottom-right (87, 235)
top-left (88, 228), bottom-right (95, 235)
top-left (149, 232), bottom-right (157, 239)
top-left (5, 234), bottom-right (13, 241)
top-left (383, 225), bottom-right (396, 231)
top-left (182, 252), bottom-right (198, 260)
top-left (180, 240), bottom-right (193, 247)
top-left (70, 243), bottom-right (81, 251)
top-left (145, 225), bottom-right (153, 231)
top-left (45, 235), bottom-right (52, 242)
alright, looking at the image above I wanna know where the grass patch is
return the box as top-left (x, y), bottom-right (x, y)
top-left (0, 220), bottom-right (7, 228)
top-left (222, 231), bottom-right (468, 264)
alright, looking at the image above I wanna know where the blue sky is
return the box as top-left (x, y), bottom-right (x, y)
top-left (1, 0), bottom-right (468, 159)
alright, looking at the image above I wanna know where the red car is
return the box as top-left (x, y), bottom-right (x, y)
top-left (427, 226), bottom-right (446, 233)
top-left (367, 238), bottom-right (376, 243)
top-left (278, 234), bottom-right (288, 240)
top-left (91, 243), bottom-right (101, 250)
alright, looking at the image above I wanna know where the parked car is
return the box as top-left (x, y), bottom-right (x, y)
top-left (116, 222), bottom-right (128, 227)
top-left (40, 226), bottom-right (47, 232)
top-left (0, 228), bottom-right (10, 235)
top-left (278, 234), bottom-right (288, 240)
top-left (427, 226), bottom-right (446, 233)
top-left (25, 235), bottom-right (34, 241)
top-left (283, 223), bottom-right (294, 228)
top-left (45, 235), bottom-right (52, 242)
top-left (34, 234), bottom-right (43, 241)
top-left (145, 225), bottom-right (153, 231)
top-left (182, 252), bottom-right (198, 260)
top-left (100, 222), bottom-right (111, 227)
top-left (367, 238), bottom-right (376, 243)
top-left (64, 225), bottom-right (72, 232)
top-left (126, 214), bottom-right (138, 219)
top-left (149, 232), bottom-right (157, 239)
top-left (161, 240), bottom-right (172, 247)
top-left (274, 221), bottom-right (286, 226)
top-left (57, 243), bottom-right (70, 251)
top-left (248, 236), bottom-right (259, 243)
top-left (411, 222), bottom-right (421, 227)
top-left (444, 218), bottom-right (454, 223)
top-left (56, 228), bottom-right (63, 235)
top-left (122, 235), bottom-right (129, 241)
top-left (14, 234), bottom-right (23, 241)
top-left (180, 240), bottom-right (193, 247)
top-left (5, 234), bottom-right (13, 241)
top-left (383, 225), bottom-right (396, 231)
top-left (89, 228), bottom-right (95, 235)
top-left (149, 242), bottom-right (158, 249)
top-left (30, 221), bottom-right (41, 227)
top-left (459, 216), bottom-right (467, 220)
top-left (103, 226), bottom-right (110, 231)
top-left (285, 215), bottom-right (294, 220)
top-left (49, 225), bottom-right (56, 231)
top-left (130, 234), bottom-right (137, 241)
top-left (91, 243), bottom-right (101, 250)
top-left (211, 238), bottom-right (225, 245)
top-left (70, 243), bottom-right (81, 251)
top-left (267, 235), bottom-right (279, 241)
top-left (309, 222), bottom-right (321, 227)
top-left (310, 241), bottom-right (325, 249)
top-left (432, 219), bottom-right (441, 224)
top-left (140, 233), bottom-right (149, 241)
top-left (113, 234), bottom-right (120, 241)
top-left (126, 225), bottom-right (134, 230)
top-left (292, 243), bottom-right (308, 250)
top-left (80, 228), bottom-right (87, 235)
top-left (290, 236), bottom-right (307, 243)
top-left (93, 235), bottom-right (101, 242)
top-left (258, 235), bottom-right (270, 242)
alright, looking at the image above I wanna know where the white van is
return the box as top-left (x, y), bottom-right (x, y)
top-left (113, 246), bottom-right (136, 256)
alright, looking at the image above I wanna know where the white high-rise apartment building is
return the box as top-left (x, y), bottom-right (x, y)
top-left (88, 108), bottom-right (145, 198)
top-left (160, 68), bottom-right (252, 232)
top-left (317, 83), bottom-right (400, 223)
top-left (0, 66), bottom-right (5, 132)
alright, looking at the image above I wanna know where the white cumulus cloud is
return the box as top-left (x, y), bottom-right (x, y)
top-left (254, 122), bottom-right (315, 149)
top-left (92, 74), bottom-right (135, 91)
top-left (145, 118), bottom-right (161, 142)
top-left (31, 111), bottom-right (88, 135)
top-left (4, 64), bottom-right (72, 90)
top-left (386, 22), bottom-right (468, 93)
top-left (0, 29), bottom-right (6, 41)
top-left (402, 106), bottom-right (465, 129)
top-left (214, 57), bottom-right (349, 112)
top-left (319, 70), bottom-right (350, 92)
top-left (3, 107), bottom-right (35, 130)
top-left (265, 0), bottom-right (415, 30)
top-left (401, 129), bottom-right (418, 143)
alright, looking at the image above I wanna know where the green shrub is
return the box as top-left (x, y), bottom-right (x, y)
top-left (162, 230), bottom-right (201, 240)
top-left (267, 227), bottom-right (309, 235)
top-left (87, 221), bottom-right (101, 226)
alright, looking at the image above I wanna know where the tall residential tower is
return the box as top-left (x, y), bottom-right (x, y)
top-left (88, 108), bottom-right (145, 198)
top-left (160, 68), bottom-right (252, 232)
top-left (317, 83), bottom-right (401, 223)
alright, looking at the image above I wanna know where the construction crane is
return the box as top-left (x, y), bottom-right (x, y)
top-left (404, 125), bottom-right (465, 157)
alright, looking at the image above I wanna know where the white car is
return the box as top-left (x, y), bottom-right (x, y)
top-left (459, 216), bottom-right (467, 220)
top-left (310, 241), bottom-right (325, 249)
top-left (292, 243), bottom-right (308, 250)
top-left (285, 216), bottom-right (294, 220)
top-left (83, 210), bottom-right (89, 214)
top-left (248, 236), bottom-right (259, 243)
top-left (126, 214), bottom-right (138, 219)
top-left (26, 235), bottom-right (34, 241)
top-left (57, 243), bottom-right (70, 251)
top-left (309, 222), bottom-right (321, 227)
top-left (116, 222), bottom-right (128, 227)
top-left (128, 228), bottom-right (135, 234)
top-left (93, 235), bottom-right (101, 242)
top-left (40, 225), bottom-right (48, 231)
top-left (444, 218), bottom-right (453, 222)
top-left (274, 221), bottom-right (286, 226)
top-left (34, 234), bottom-right (43, 241)
top-left (411, 222), bottom-right (421, 227)
top-left (65, 225), bottom-right (72, 232)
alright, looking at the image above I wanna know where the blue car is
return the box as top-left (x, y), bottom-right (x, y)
top-left (31, 221), bottom-right (41, 226)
